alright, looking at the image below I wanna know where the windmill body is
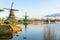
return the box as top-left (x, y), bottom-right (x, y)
top-left (4, 2), bottom-right (19, 24)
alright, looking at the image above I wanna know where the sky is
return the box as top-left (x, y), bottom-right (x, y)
top-left (0, 0), bottom-right (60, 18)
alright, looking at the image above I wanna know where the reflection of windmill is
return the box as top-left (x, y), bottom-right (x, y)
top-left (4, 2), bottom-right (19, 22)
top-left (44, 26), bottom-right (55, 40)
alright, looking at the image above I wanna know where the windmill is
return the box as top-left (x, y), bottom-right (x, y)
top-left (24, 12), bottom-right (28, 31)
top-left (4, 2), bottom-right (19, 21)
top-left (4, 2), bottom-right (19, 24)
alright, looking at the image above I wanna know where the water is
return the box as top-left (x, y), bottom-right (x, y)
top-left (1, 23), bottom-right (60, 40)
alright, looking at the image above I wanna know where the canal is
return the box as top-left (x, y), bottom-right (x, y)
top-left (1, 23), bottom-right (60, 40)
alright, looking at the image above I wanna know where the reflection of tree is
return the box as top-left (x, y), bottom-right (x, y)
top-left (0, 30), bottom-right (20, 40)
top-left (0, 33), bottom-right (13, 39)
top-left (0, 39), bottom-right (12, 40)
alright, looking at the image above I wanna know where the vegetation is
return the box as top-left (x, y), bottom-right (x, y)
top-left (0, 9), bottom-right (4, 12)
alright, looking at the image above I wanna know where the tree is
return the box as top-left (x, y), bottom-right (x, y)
top-left (0, 9), bottom-right (4, 12)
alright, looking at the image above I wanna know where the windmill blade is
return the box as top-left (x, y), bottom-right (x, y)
top-left (10, 2), bottom-right (18, 11)
top-left (10, 2), bottom-right (14, 9)
top-left (12, 9), bottom-right (19, 11)
top-left (4, 8), bottom-right (19, 11)
top-left (4, 2), bottom-right (19, 11)
top-left (3, 8), bottom-right (10, 10)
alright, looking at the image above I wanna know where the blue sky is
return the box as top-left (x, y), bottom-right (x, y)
top-left (0, 0), bottom-right (60, 18)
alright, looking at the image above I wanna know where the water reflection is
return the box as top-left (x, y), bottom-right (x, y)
top-left (0, 33), bottom-right (13, 40)
top-left (0, 39), bottom-right (11, 40)
top-left (0, 24), bottom-right (60, 40)
top-left (44, 24), bottom-right (55, 40)
top-left (0, 30), bottom-right (20, 40)
top-left (43, 23), bottom-right (60, 40)
top-left (20, 24), bottom-right (60, 40)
